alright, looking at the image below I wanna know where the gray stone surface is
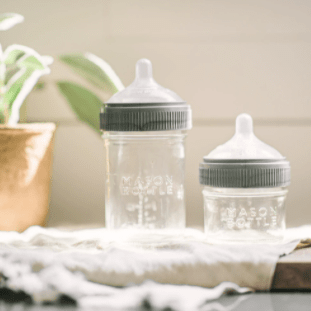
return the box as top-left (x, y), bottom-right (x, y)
top-left (1, 293), bottom-right (311, 311)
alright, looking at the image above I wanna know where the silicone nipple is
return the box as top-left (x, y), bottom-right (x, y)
top-left (205, 113), bottom-right (284, 159)
top-left (235, 113), bottom-right (254, 136)
top-left (106, 58), bottom-right (184, 103)
top-left (134, 59), bottom-right (155, 86)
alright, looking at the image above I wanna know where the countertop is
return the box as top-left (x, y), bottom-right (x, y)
top-left (1, 293), bottom-right (311, 311)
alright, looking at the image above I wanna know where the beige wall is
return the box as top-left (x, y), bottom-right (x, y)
top-left (2, 0), bottom-right (311, 228)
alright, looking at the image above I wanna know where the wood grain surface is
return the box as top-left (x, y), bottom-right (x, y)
top-left (271, 247), bottom-right (311, 290)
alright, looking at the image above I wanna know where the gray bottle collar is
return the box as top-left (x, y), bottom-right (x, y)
top-left (100, 102), bottom-right (192, 131)
top-left (199, 158), bottom-right (290, 188)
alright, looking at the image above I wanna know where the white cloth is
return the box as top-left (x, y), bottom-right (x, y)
top-left (0, 226), bottom-right (307, 309)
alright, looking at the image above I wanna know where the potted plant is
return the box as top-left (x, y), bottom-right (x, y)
top-left (0, 13), bottom-right (55, 231)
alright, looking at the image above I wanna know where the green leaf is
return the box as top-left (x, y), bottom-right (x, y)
top-left (4, 49), bottom-right (25, 65)
top-left (59, 53), bottom-right (124, 94)
top-left (0, 13), bottom-right (24, 31)
top-left (4, 69), bottom-right (33, 106)
top-left (3, 45), bottom-right (52, 69)
top-left (2, 67), bottom-right (51, 125)
top-left (57, 81), bottom-right (102, 134)
top-left (18, 55), bottom-right (46, 70)
top-left (0, 45), bottom-right (53, 125)
top-left (4, 66), bottom-right (19, 85)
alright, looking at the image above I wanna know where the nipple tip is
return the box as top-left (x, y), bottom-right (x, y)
top-left (136, 58), bottom-right (153, 79)
top-left (236, 113), bottom-right (253, 135)
top-left (137, 58), bottom-right (152, 66)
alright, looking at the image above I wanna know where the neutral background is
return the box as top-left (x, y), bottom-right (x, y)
top-left (2, 0), bottom-right (311, 228)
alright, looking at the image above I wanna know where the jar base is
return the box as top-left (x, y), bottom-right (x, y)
top-left (205, 229), bottom-right (284, 244)
top-left (105, 228), bottom-right (188, 248)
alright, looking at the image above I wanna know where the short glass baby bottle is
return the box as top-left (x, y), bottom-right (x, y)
top-left (100, 59), bottom-right (192, 231)
top-left (199, 114), bottom-right (290, 243)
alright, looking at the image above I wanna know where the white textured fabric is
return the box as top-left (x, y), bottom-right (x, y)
top-left (0, 226), bottom-right (307, 309)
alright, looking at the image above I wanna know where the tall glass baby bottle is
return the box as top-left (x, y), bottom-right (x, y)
top-left (100, 59), bottom-right (192, 231)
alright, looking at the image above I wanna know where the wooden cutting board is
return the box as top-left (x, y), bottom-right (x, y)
top-left (271, 247), bottom-right (311, 290)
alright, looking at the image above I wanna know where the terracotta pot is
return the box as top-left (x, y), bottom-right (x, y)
top-left (0, 123), bottom-right (56, 232)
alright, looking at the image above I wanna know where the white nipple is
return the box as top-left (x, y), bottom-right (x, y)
top-left (136, 59), bottom-right (152, 79)
top-left (133, 59), bottom-right (156, 87)
top-left (235, 113), bottom-right (253, 136)
top-left (106, 58), bottom-right (184, 103)
top-left (205, 113), bottom-right (284, 160)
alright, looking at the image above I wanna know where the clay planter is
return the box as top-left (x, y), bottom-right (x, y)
top-left (0, 123), bottom-right (56, 232)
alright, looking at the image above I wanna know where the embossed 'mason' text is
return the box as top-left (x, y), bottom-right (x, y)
top-left (220, 206), bottom-right (278, 229)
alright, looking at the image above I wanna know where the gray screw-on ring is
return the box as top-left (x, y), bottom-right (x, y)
top-left (199, 158), bottom-right (290, 188)
top-left (100, 102), bottom-right (192, 131)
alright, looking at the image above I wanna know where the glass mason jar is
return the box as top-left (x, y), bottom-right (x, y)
top-left (103, 131), bottom-right (187, 230)
top-left (101, 59), bottom-right (192, 232)
top-left (199, 114), bottom-right (291, 244)
top-left (202, 186), bottom-right (288, 243)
